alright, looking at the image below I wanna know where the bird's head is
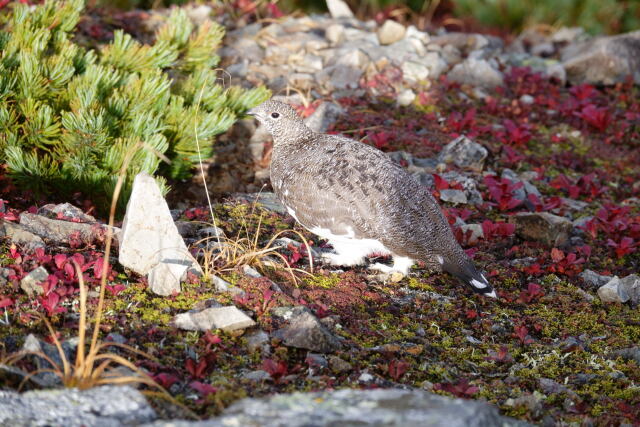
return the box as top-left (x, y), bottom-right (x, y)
top-left (247, 100), bottom-right (312, 143)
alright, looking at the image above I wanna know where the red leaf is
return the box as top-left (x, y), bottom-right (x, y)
top-left (54, 254), bottom-right (68, 269)
top-left (388, 359), bottom-right (410, 381)
top-left (550, 248), bottom-right (565, 263)
top-left (0, 297), bottom-right (13, 309)
top-left (189, 381), bottom-right (217, 397)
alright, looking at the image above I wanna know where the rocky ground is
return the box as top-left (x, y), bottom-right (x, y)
top-left (1, 2), bottom-right (640, 426)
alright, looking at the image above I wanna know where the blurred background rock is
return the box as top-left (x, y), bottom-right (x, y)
top-left (88, 0), bottom-right (640, 35)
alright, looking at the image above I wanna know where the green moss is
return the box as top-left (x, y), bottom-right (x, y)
top-left (302, 273), bottom-right (342, 289)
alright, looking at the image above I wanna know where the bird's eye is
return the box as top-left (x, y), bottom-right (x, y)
top-left (271, 112), bottom-right (280, 119)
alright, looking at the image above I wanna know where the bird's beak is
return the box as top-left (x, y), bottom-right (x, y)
top-left (246, 107), bottom-right (259, 117)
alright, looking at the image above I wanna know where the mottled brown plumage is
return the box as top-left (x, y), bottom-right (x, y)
top-left (248, 100), bottom-right (495, 297)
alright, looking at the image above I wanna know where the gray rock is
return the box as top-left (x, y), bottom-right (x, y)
top-left (328, 355), bottom-right (352, 373)
top-left (304, 102), bottom-right (344, 133)
top-left (328, 64), bottom-right (363, 90)
top-left (245, 329), bottom-right (270, 352)
top-left (119, 173), bottom-right (201, 296)
top-left (272, 306), bottom-right (341, 353)
top-left (597, 276), bottom-right (629, 303)
top-left (579, 269), bottom-right (611, 290)
top-left (211, 275), bottom-right (244, 296)
top-left (440, 189), bottom-right (468, 205)
top-left (377, 20), bottom-right (405, 45)
top-left (0, 220), bottom-right (45, 250)
top-left (243, 370), bottom-right (272, 382)
top-left (501, 169), bottom-right (541, 202)
top-left (143, 388), bottom-right (528, 427)
top-left (19, 213), bottom-right (116, 246)
top-left (611, 346), bottom-right (640, 365)
top-left (20, 266), bottom-right (49, 297)
top-left (173, 306), bottom-right (256, 333)
top-left (326, 0), bottom-right (354, 19)
top-left (621, 274), bottom-right (640, 305)
top-left (0, 385), bottom-right (156, 427)
top-left (562, 30), bottom-right (640, 85)
top-left (438, 135), bottom-right (488, 171)
top-left (37, 203), bottom-right (96, 223)
top-left (447, 58), bottom-right (504, 88)
top-left (511, 212), bottom-right (573, 247)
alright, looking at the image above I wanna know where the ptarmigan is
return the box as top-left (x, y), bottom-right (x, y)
top-left (248, 100), bottom-right (496, 298)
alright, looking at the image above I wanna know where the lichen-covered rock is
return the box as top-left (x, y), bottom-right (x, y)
top-left (271, 306), bottom-right (342, 353)
top-left (438, 135), bottom-right (488, 171)
top-left (510, 212), bottom-right (573, 247)
top-left (20, 266), bottom-right (49, 297)
top-left (142, 388), bottom-right (528, 427)
top-left (0, 386), bottom-right (156, 427)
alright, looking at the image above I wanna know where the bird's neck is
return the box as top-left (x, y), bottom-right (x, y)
top-left (272, 123), bottom-right (315, 148)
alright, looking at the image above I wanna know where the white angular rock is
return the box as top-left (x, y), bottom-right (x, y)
top-left (397, 89), bottom-right (416, 107)
top-left (173, 306), bottom-right (256, 332)
top-left (377, 20), bottom-right (406, 46)
top-left (326, 0), bottom-right (353, 19)
top-left (597, 276), bottom-right (629, 304)
top-left (325, 24), bottom-right (345, 45)
top-left (118, 173), bottom-right (201, 296)
top-left (401, 61), bottom-right (430, 83)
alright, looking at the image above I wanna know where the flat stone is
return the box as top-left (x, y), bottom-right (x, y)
top-left (447, 58), bottom-right (504, 88)
top-left (20, 266), bottom-right (49, 297)
top-left (19, 213), bottom-right (116, 246)
top-left (611, 347), bottom-right (640, 365)
top-left (37, 203), bottom-right (96, 223)
top-left (212, 275), bottom-right (244, 296)
top-left (0, 220), bottom-right (45, 250)
top-left (562, 30), bottom-right (640, 85)
top-left (328, 64), bottom-right (363, 90)
top-left (118, 173), bottom-right (201, 296)
top-left (142, 388), bottom-right (528, 427)
top-left (272, 306), bottom-right (341, 353)
top-left (510, 212), bottom-right (573, 247)
top-left (440, 189), bottom-right (468, 204)
top-left (0, 385), bottom-right (156, 427)
top-left (438, 135), bottom-right (488, 171)
top-left (173, 306), bottom-right (256, 332)
top-left (377, 20), bottom-right (405, 45)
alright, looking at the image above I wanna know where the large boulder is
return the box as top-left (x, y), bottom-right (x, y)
top-left (562, 30), bottom-right (640, 85)
top-left (143, 388), bottom-right (529, 427)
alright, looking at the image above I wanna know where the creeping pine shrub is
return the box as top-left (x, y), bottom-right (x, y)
top-left (0, 0), bottom-right (269, 209)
